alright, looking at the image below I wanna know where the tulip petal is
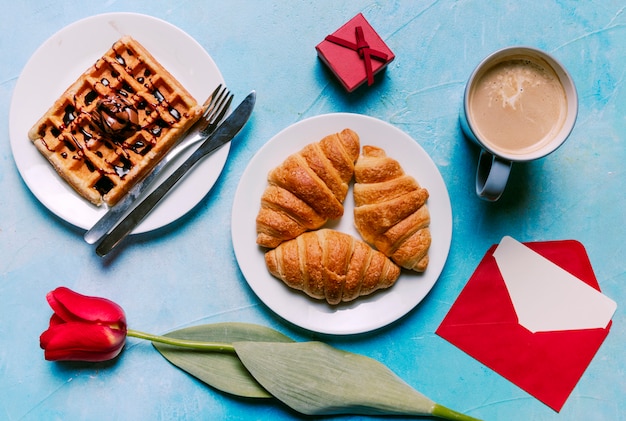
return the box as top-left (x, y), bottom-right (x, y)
top-left (40, 322), bottom-right (126, 362)
top-left (47, 287), bottom-right (126, 326)
top-left (43, 347), bottom-right (124, 362)
top-left (48, 313), bottom-right (65, 327)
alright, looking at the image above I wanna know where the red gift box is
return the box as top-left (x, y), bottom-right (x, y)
top-left (316, 13), bottom-right (395, 92)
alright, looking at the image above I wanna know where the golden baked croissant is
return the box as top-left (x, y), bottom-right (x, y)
top-left (265, 229), bottom-right (400, 305)
top-left (353, 146), bottom-right (431, 272)
top-left (256, 129), bottom-right (360, 248)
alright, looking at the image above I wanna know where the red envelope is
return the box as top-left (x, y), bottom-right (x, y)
top-left (436, 240), bottom-right (612, 412)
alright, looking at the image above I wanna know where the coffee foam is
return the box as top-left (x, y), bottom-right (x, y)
top-left (469, 55), bottom-right (568, 156)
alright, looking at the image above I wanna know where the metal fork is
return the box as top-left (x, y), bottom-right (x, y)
top-left (83, 84), bottom-right (232, 244)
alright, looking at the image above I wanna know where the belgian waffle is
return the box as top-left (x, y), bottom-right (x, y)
top-left (28, 36), bottom-right (203, 206)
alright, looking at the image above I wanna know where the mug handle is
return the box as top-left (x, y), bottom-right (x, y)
top-left (476, 150), bottom-right (512, 201)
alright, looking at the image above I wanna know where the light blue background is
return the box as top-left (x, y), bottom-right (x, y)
top-left (1, 1), bottom-right (624, 420)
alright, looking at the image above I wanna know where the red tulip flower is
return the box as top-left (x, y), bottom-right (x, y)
top-left (37, 287), bottom-right (481, 420)
top-left (40, 287), bottom-right (128, 362)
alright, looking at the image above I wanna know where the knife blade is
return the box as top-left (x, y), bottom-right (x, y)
top-left (95, 90), bottom-right (256, 257)
top-left (84, 85), bottom-right (231, 244)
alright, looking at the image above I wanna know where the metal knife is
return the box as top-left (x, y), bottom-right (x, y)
top-left (95, 91), bottom-right (256, 257)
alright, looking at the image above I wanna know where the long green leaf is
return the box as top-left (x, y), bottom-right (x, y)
top-left (234, 341), bottom-right (481, 420)
top-left (153, 322), bottom-right (293, 398)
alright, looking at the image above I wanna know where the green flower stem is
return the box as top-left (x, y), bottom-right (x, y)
top-left (127, 329), bottom-right (236, 353)
top-left (432, 404), bottom-right (482, 421)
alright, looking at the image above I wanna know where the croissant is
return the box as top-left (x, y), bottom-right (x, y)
top-left (265, 229), bottom-right (400, 305)
top-left (256, 129), bottom-right (360, 248)
top-left (353, 146), bottom-right (431, 272)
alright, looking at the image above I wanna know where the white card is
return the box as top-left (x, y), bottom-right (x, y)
top-left (493, 236), bottom-right (617, 333)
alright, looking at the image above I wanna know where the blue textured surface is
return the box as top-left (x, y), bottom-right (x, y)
top-left (1, 1), bottom-right (625, 420)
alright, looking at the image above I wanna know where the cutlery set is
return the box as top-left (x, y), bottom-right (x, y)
top-left (88, 86), bottom-right (256, 256)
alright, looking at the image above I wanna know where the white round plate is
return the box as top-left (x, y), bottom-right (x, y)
top-left (9, 13), bottom-right (226, 233)
top-left (232, 113), bottom-right (453, 335)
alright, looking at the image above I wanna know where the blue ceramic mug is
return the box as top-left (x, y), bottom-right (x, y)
top-left (460, 47), bottom-right (578, 201)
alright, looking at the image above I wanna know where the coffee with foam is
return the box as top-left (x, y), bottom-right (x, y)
top-left (468, 55), bottom-right (568, 155)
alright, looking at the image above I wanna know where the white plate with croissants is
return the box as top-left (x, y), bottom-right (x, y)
top-left (232, 113), bottom-right (452, 335)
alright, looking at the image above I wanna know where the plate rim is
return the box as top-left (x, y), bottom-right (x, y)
top-left (9, 12), bottom-right (227, 234)
top-left (231, 112), bottom-right (453, 335)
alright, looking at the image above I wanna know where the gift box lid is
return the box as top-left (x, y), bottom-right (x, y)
top-left (316, 13), bottom-right (395, 92)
